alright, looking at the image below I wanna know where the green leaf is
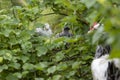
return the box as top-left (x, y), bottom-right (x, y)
top-left (53, 37), bottom-right (64, 43)
top-left (8, 63), bottom-right (20, 69)
top-left (66, 38), bottom-right (78, 43)
top-left (13, 72), bottom-right (22, 79)
top-left (52, 75), bottom-right (62, 80)
top-left (86, 10), bottom-right (98, 24)
top-left (54, 52), bottom-right (64, 62)
top-left (1, 29), bottom-right (13, 37)
top-left (21, 41), bottom-right (32, 50)
top-left (81, 0), bottom-right (96, 8)
top-left (62, 15), bottom-right (77, 24)
top-left (72, 62), bottom-right (80, 69)
top-left (19, 30), bottom-right (31, 42)
top-left (36, 46), bottom-right (48, 57)
top-left (0, 64), bottom-right (8, 72)
top-left (57, 63), bottom-right (68, 71)
top-left (110, 36), bottom-right (120, 58)
top-left (22, 63), bottom-right (34, 70)
top-left (3, 52), bottom-right (12, 61)
top-left (35, 78), bottom-right (44, 80)
top-left (2, 64), bottom-right (8, 69)
top-left (66, 71), bottom-right (76, 78)
top-left (35, 62), bottom-right (48, 70)
top-left (6, 73), bottom-right (18, 80)
top-left (0, 57), bottom-right (3, 63)
top-left (22, 71), bottom-right (29, 76)
top-left (47, 66), bottom-right (56, 74)
top-left (20, 56), bottom-right (29, 63)
top-left (92, 25), bottom-right (104, 44)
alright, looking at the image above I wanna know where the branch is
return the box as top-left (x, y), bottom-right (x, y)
top-left (28, 13), bottom-right (56, 22)
top-left (51, 7), bottom-right (68, 16)
top-left (41, 12), bottom-right (68, 16)
top-left (58, 13), bottom-right (68, 16)
top-left (41, 13), bottom-right (56, 16)
top-left (76, 18), bottom-right (89, 25)
top-left (11, 0), bottom-right (19, 20)
top-left (12, 9), bottom-right (17, 19)
top-left (29, 12), bottom-right (68, 22)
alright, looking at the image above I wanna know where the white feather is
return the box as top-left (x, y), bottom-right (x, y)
top-left (44, 23), bottom-right (50, 29)
top-left (35, 28), bottom-right (43, 33)
top-left (35, 23), bottom-right (53, 37)
top-left (91, 55), bottom-right (110, 80)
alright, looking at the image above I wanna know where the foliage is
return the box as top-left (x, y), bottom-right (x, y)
top-left (0, 0), bottom-right (120, 80)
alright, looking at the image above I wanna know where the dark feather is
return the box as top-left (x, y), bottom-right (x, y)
top-left (57, 26), bottom-right (73, 37)
top-left (95, 45), bottom-right (111, 58)
top-left (106, 61), bottom-right (120, 80)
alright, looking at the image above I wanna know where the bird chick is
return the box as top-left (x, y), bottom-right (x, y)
top-left (56, 26), bottom-right (73, 49)
top-left (35, 23), bottom-right (53, 37)
top-left (56, 26), bottom-right (73, 38)
top-left (90, 22), bottom-right (120, 80)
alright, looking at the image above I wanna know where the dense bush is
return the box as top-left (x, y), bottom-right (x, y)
top-left (0, 0), bottom-right (120, 80)
top-left (0, 11), bottom-right (93, 80)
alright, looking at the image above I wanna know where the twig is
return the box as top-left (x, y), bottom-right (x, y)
top-left (10, 0), bottom-right (19, 20)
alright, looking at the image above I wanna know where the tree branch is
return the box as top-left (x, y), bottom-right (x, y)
top-left (41, 13), bottom-right (56, 16)
top-left (41, 12), bottom-right (68, 16)
top-left (29, 12), bottom-right (68, 22)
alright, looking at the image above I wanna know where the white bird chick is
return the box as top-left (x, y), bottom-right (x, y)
top-left (35, 23), bottom-right (53, 37)
top-left (44, 23), bottom-right (50, 30)
top-left (43, 23), bottom-right (53, 37)
top-left (35, 27), bottom-right (43, 33)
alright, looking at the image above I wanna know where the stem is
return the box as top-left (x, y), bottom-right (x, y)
top-left (11, 0), bottom-right (19, 20)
